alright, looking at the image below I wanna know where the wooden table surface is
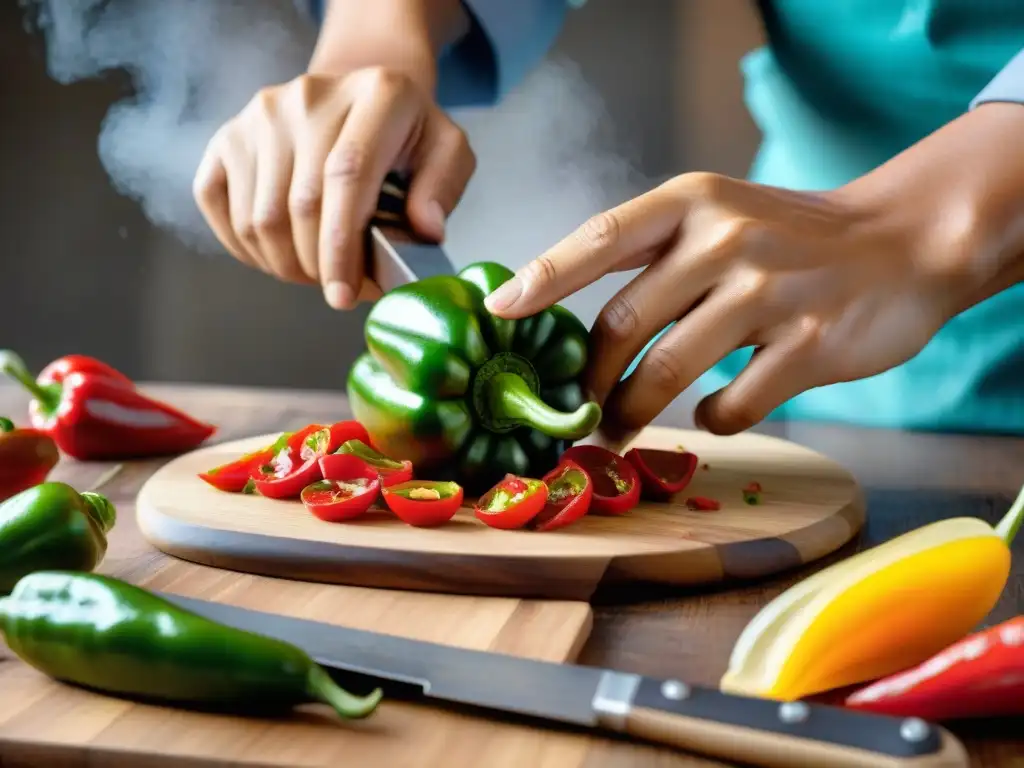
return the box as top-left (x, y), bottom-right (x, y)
top-left (2, 381), bottom-right (1023, 767)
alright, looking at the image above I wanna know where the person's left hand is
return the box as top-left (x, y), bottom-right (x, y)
top-left (482, 171), bottom-right (964, 438)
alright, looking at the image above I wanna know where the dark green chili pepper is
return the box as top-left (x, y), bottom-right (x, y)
top-left (0, 571), bottom-right (382, 719)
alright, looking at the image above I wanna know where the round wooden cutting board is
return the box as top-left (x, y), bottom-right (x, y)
top-left (138, 426), bottom-right (865, 601)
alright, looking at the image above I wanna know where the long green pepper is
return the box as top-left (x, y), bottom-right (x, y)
top-left (0, 482), bottom-right (116, 594)
top-left (0, 571), bottom-right (382, 719)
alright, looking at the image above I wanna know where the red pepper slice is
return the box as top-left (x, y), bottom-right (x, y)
top-left (474, 474), bottom-right (548, 530)
top-left (742, 481), bottom-right (763, 505)
top-left (326, 420), bottom-right (371, 453)
top-left (381, 480), bottom-right (464, 528)
top-left (624, 448), bottom-right (698, 500)
top-left (0, 416), bottom-right (60, 502)
top-left (0, 350), bottom-right (216, 460)
top-left (558, 445), bottom-right (640, 515)
top-left (198, 432), bottom-right (291, 493)
top-left (301, 454), bottom-right (381, 522)
top-left (844, 616), bottom-right (1024, 721)
top-left (529, 461), bottom-right (593, 531)
top-left (250, 424), bottom-right (329, 499)
top-left (685, 496), bottom-right (721, 512)
top-left (334, 439), bottom-right (413, 487)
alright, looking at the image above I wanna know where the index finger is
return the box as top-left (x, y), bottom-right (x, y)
top-left (483, 181), bottom-right (687, 318)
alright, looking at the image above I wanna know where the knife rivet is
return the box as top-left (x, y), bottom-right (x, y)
top-left (900, 718), bottom-right (931, 743)
top-left (660, 680), bottom-right (691, 701)
top-left (778, 701), bottom-right (810, 724)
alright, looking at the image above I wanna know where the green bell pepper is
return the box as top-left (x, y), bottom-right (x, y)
top-left (0, 482), bottom-right (116, 594)
top-left (0, 571), bottom-right (382, 719)
top-left (347, 262), bottom-right (602, 491)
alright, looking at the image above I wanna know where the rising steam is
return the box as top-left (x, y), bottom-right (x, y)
top-left (21, 0), bottom-right (648, 321)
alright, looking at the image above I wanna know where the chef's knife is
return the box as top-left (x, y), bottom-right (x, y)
top-left (366, 172), bottom-right (457, 293)
top-left (158, 593), bottom-right (968, 768)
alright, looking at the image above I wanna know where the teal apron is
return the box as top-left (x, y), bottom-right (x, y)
top-left (630, 0), bottom-right (1024, 435)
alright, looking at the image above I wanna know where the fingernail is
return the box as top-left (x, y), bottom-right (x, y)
top-left (425, 200), bottom-right (446, 238)
top-left (324, 280), bottom-right (355, 310)
top-left (485, 277), bottom-right (523, 313)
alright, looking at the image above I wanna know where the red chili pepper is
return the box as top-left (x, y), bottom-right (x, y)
top-left (301, 454), bottom-right (381, 522)
top-left (685, 496), bottom-right (721, 511)
top-left (198, 433), bottom-right (291, 493)
top-left (844, 616), bottom-right (1024, 721)
top-left (559, 445), bottom-right (640, 515)
top-left (325, 420), bottom-right (371, 453)
top-left (0, 350), bottom-right (215, 460)
top-left (474, 474), bottom-right (548, 530)
top-left (529, 460), bottom-right (593, 531)
top-left (333, 439), bottom-right (413, 487)
top-left (0, 416), bottom-right (60, 502)
top-left (381, 479), bottom-right (464, 528)
top-left (250, 424), bottom-right (328, 499)
top-left (624, 448), bottom-right (698, 500)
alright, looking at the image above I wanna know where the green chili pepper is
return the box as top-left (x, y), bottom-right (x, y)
top-left (347, 262), bottom-right (602, 492)
top-left (0, 571), bottom-right (382, 719)
top-left (0, 482), bottom-right (116, 594)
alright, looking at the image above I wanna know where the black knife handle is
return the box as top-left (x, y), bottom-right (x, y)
top-left (371, 172), bottom-right (413, 231)
top-left (592, 674), bottom-right (969, 768)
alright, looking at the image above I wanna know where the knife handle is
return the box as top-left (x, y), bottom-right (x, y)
top-left (371, 172), bottom-right (413, 232)
top-left (593, 674), bottom-right (969, 768)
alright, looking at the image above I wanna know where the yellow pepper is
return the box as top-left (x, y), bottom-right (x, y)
top-left (720, 482), bottom-right (1024, 702)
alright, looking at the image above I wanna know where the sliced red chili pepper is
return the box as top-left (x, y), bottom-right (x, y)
top-left (529, 461), bottom-right (593, 531)
top-left (685, 496), bottom-right (721, 512)
top-left (474, 474), bottom-right (548, 530)
top-left (326, 420), bottom-right (371, 453)
top-left (624, 448), bottom-right (698, 500)
top-left (742, 481), bottom-right (763, 505)
top-left (558, 445), bottom-right (640, 515)
top-left (250, 424), bottom-right (329, 499)
top-left (844, 616), bottom-right (1024, 721)
top-left (301, 455), bottom-right (381, 522)
top-left (198, 432), bottom-right (291, 493)
top-left (334, 439), bottom-right (413, 487)
top-left (381, 480), bottom-right (464, 528)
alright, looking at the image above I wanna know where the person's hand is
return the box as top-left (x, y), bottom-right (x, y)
top-left (192, 67), bottom-right (476, 309)
top-left (482, 171), bottom-right (964, 438)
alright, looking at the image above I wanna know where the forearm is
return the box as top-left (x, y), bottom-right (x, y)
top-left (308, 0), bottom-right (469, 91)
top-left (836, 101), bottom-right (1024, 318)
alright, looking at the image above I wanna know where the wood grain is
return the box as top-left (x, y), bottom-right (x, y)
top-left (137, 427), bottom-right (864, 600)
top-left (2, 382), bottom-right (1023, 768)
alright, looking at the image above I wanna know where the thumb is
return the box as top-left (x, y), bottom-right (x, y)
top-left (405, 120), bottom-right (476, 241)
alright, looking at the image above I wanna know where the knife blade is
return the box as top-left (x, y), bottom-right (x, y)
top-left (366, 172), bottom-right (457, 293)
top-left (158, 593), bottom-right (968, 768)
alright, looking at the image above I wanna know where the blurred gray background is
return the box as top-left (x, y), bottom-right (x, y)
top-left (0, 0), bottom-right (763, 389)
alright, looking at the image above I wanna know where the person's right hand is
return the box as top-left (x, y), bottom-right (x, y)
top-left (192, 67), bottom-right (476, 309)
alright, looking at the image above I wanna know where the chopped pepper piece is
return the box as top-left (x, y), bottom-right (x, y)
top-left (685, 496), bottom-right (721, 512)
top-left (382, 480), bottom-right (464, 527)
top-left (1, 350), bottom-right (215, 460)
top-left (742, 481), bottom-right (763, 505)
top-left (301, 460), bottom-right (380, 523)
top-left (720, 483), bottom-right (1024, 702)
top-left (334, 439), bottom-right (413, 487)
top-left (0, 416), bottom-right (60, 503)
top-left (250, 424), bottom-right (328, 499)
top-left (474, 474), bottom-right (548, 530)
top-left (559, 445), bottom-right (640, 515)
top-left (529, 460), bottom-right (593, 531)
top-left (199, 433), bottom-right (291, 493)
top-left (844, 615), bottom-right (1024, 721)
top-left (624, 448), bottom-right (698, 500)
top-left (347, 262), bottom-right (603, 494)
top-left (0, 571), bottom-right (381, 719)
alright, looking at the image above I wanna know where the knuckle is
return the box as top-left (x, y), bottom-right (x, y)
top-left (673, 171), bottom-right (726, 200)
top-left (288, 182), bottom-right (322, 219)
top-left (715, 395), bottom-right (763, 431)
top-left (643, 346), bottom-right (686, 394)
top-left (324, 141), bottom-right (370, 183)
top-left (236, 219), bottom-right (258, 246)
top-left (728, 267), bottom-right (770, 305)
top-left (576, 211), bottom-right (621, 252)
top-left (523, 254), bottom-right (559, 288)
top-left (717, 216), bottom-right (766, 252)
top-left (792, 314), bottom-right (826, 349)
top-left (252, 205), bottom-right (288, 237)
top-left (357, 66), bottom-right (408, 96)
top-left (595, 296), bottom-right (640, 343)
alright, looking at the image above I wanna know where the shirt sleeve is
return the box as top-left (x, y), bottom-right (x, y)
top-left (971, 48), bottom-right (1024, 108)
top-left (301, 0), bottom-right (577, 109)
